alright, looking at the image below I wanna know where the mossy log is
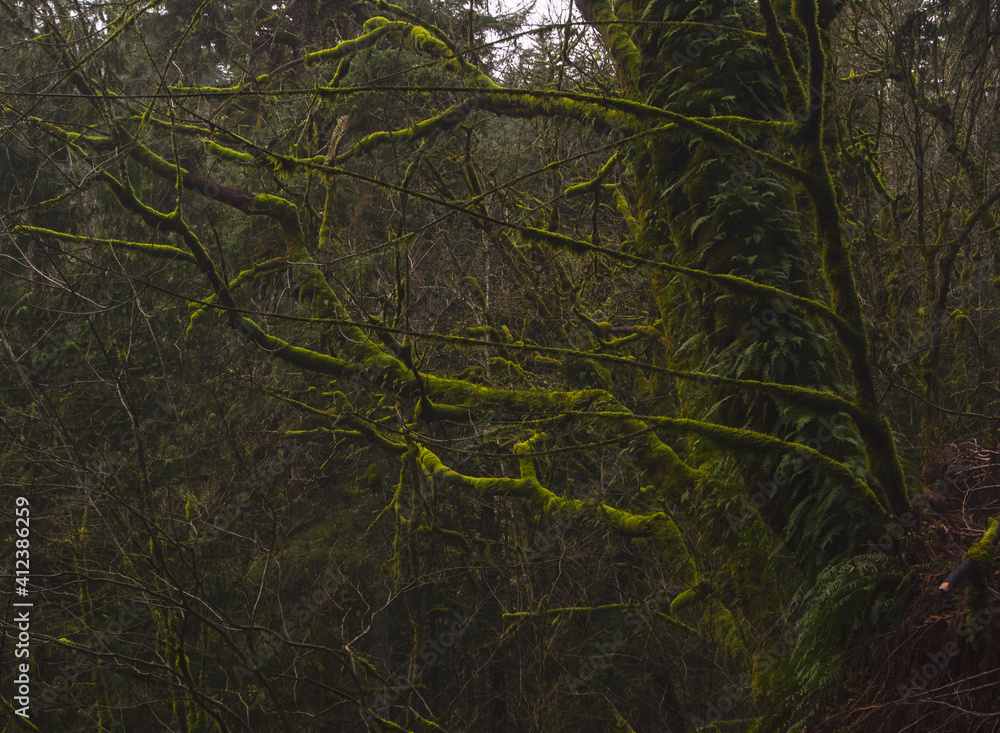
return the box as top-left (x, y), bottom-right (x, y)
top-left (939, 518), bottom-right (1000, 595)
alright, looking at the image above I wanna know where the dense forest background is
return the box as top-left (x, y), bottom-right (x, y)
top-left (2, 0), bottom-right (1000, 730)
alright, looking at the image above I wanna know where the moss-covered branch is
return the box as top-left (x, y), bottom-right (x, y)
top-left (97, 171), bottom-right (244, 329)
top-left (355, 0), bottom-right (457, 53)
top-left (519, 226), bottom-right (849, 332)
top-left (187, 258), bottom-right (288, 333)
top-left (571, 410), bottom-right (887, 516)
top-left (573, 0), bottom-right (641, 88)
top-left (335, 102), bottom-right (480, 164)
top-left (416, 440), bottom-right (699, 588)
top-left (14, 227), bottom-right (198, 265)
top-left (757, 0), bottom-right (807, 114)
top-left (275, 393), bottom-right (408, 454)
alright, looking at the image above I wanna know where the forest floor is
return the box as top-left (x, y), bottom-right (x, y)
top-left (809, 441), bottom-right (1000, 732)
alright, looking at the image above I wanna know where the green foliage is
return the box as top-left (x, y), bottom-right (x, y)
top-left (4, 0), bottom-right (997, 730)
top-left (769, 553), bottom-right (915, 727)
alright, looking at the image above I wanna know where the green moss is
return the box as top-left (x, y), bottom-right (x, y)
top-left (338, 107), bottom-right (470, 163)
top-left (564, 153), bottom-right (619, 197)
top-left (188, 258), bottom-right (287, 333)
top-left (463, 325), bottom-right (498, 339)
top-left (203, 140), bottom-right (254, 164)
top-left (235, 318), bottom-right (350, 377)
top-left (669, 588), bottom-right (699, 613)
top-left (490, 357), bottom-right (527, 379)
top-left (363, 0), bottom-right (456, 52)
top-left (534, 355), bottom-right (562, 368)
top-left (521, 225), bottom-right (847, 331)
top-left (567, 0), bottom-right (639, 85)
top-left (417, 441), bottom-right (700, 595)
top-left (965, 518), bottom-right (999, 587)
top-left (962, 518), bottom-right (1000, 640)
top-left (14, 226), bottom-right (198, 265)
top-left (303, 20), bottom-right (395, 67)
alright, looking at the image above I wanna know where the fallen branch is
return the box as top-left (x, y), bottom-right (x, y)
top-left (939, 518), bottom-right (1000, 594)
